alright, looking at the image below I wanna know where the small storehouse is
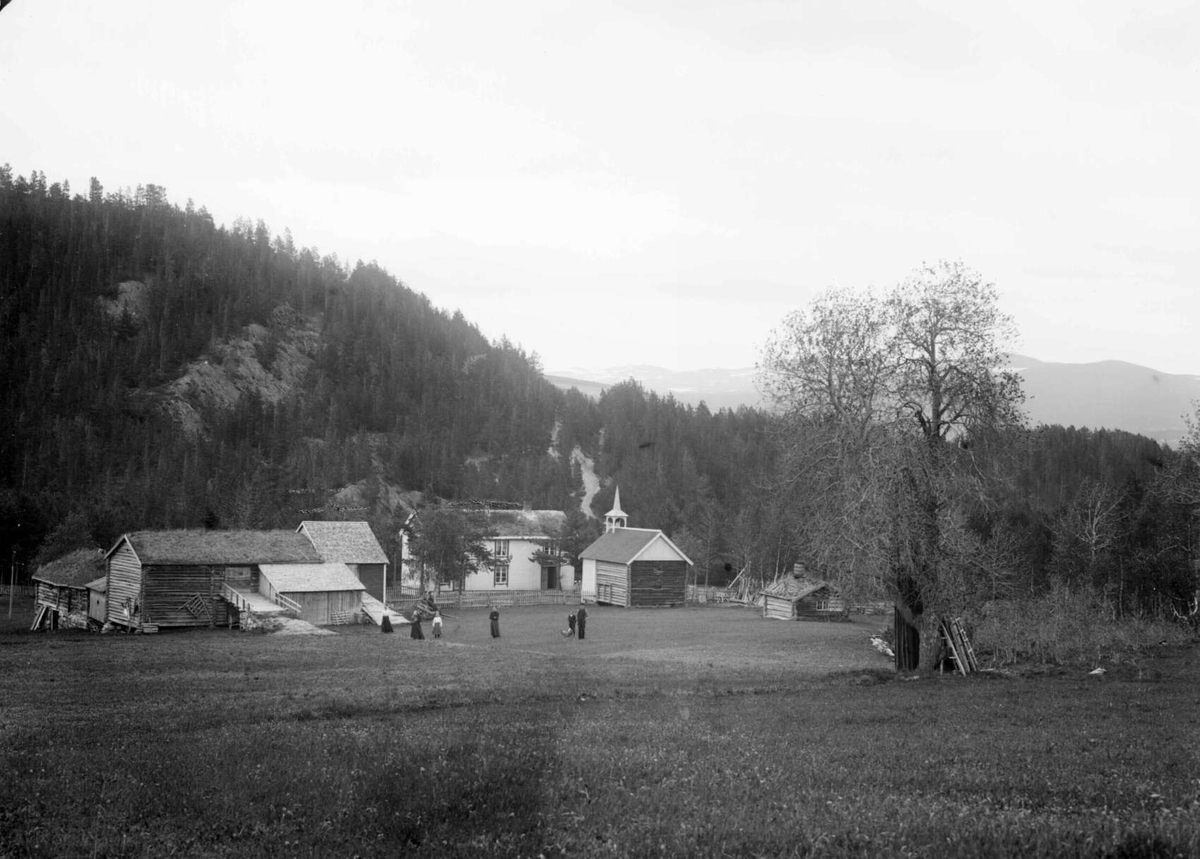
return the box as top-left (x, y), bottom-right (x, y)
top-left (579, 489), bottom-right (692, 607)
top-left (104, 530), bottom-right (322, 632)
top-left (761, 565), bottom-right (846, 621)
top-left (297, 521), bottom-right (389, 602)
top-left (258, 563), bottom-right (365, 625)
top-left (31, 548), bottom-right (106, 631)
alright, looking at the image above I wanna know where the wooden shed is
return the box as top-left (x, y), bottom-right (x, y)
top-left (258, 563), bottom-right (365, 625)
top-left (86, 576), bottom-right (107, 627)
top-left (579, 528), bottom-right (692, 607)
top-left (761, 568), bottom-right (847, 621)
top-left (297, 521), bottom-right (389, 602)
top-left (104, 530), bottom-right (322, 632)
top-left (31, 548), bottom-right (105, 631)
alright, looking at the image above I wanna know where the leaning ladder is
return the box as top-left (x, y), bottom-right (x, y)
top-left (941, 617), bottom-right (978, 674)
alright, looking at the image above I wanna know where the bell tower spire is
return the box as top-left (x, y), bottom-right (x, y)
top-left (605, 486), bottom-right (628, 533)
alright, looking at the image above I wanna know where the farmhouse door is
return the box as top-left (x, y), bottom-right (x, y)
top-left (546, 567), bottom-right (558, 590)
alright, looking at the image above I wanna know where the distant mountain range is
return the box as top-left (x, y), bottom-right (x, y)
top-left (546, 355), bottom-right (1200, 444)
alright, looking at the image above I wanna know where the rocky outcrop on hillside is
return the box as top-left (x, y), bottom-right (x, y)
top-left (158, 305), bottom-right (320, 437)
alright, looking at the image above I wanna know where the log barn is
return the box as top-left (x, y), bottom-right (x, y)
top-left (297, 521), bottom-right (389, 602)
top-left (31, 548), bottom-right (106, 631)
top-left (579, 491), bottom-right (692, 608)
top-left (258, 563), bottom-right (366, 625)
top-left (579, 488), bottom-right (692, 607)
top-left (761, 566), bottom-right (847, 621)
top-left (104, 530), bottom-right (322, 632)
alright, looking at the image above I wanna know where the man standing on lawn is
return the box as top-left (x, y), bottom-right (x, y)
top-left (576, 605), bottom-right (587, 640)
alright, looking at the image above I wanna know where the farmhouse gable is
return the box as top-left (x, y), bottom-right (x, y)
top-left (297, 520), bottom-right (389, 602)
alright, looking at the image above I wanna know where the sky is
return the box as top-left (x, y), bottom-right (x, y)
top-left (2, 0), bottom-right (1197, 375)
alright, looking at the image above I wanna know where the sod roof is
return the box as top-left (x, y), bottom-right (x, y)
top-left (116, 530), bottom-right (322, 565)
top-left (32, 548), bottom-right (106, 587)
top-left (760, 575), bottom-right (831, 601)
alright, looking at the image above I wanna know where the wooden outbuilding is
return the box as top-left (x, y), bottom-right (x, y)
top-left (31, 548), bottom-right (105, 631)
top-left (104, 530), bottom-right (322, 632)
top-left (761, 566), bottom-right (847, 621)
top-left (258, 563), bottom-right (366, 625)
top-left (297, 521), bottom-right (389, 602)
top-left (579, 490), bottom-right (691, 607)
top-left (86, 576), bottom-right (107, 627)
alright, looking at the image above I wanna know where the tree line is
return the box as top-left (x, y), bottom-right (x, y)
top-left (2, 168), bottom-right (1196, 655)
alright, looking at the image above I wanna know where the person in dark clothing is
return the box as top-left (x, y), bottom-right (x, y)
top-left (410, 613), bottom-right (425, 640)
top-left (489, 605), bottom-right (500, 638)
top-left (576, 605), bottom-right (588, 640)
top-left (566, 611), bottom-right (577, 638)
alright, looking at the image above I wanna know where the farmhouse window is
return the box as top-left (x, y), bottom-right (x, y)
top-left (494, 564), bottom-right (509, 586)
top-left (493, 539), bottom-right (510, 559)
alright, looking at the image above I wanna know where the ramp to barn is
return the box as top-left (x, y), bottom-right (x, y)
top-left (222, 584), bottom-right (289, 617)
top-left (361, 593), bottom-right (410, 627)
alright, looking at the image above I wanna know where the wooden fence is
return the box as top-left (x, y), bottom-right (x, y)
top-left (389, 588), bottom-right (581, 614)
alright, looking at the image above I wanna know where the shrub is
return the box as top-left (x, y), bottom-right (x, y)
top-left (969, 581), bottom-right (1192, 666)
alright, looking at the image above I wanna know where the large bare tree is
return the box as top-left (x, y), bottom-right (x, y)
top-left (760, 261), bottom-right (1024, 670)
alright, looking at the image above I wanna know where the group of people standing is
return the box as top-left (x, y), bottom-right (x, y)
top-left (391, 598), bottom-right (591, 641)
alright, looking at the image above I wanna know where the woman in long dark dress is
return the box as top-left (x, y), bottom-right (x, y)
top-left (489, 605), bottom-right (500, 638)
top-left (410, 613), bottom-right (425, 639)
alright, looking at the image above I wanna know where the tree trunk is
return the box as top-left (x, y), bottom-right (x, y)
top-left (893, 607), bottom-right (920, 671)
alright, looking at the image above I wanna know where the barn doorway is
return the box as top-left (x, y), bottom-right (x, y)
top-left (546, 566), bottom-right (559, 590)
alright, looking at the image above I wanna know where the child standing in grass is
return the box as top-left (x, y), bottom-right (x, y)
top-left (432, 610), bottom-right (443, 639)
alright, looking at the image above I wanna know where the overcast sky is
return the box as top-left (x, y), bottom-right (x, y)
top-left (3, 1), bottom-right (1197, 374)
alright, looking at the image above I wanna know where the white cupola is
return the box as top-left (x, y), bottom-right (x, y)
top-left (604, 486), bottom-right (628, 533)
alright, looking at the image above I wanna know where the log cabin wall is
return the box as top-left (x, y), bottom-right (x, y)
top-left (595, 561), bottom-right (629, 607)
top-left (35, 582), bottom-right (84, 614)
top-left (106, 540), bottom-right (143, 626)
top-left (763, 594), bottom-right (797, 620)
top-left (34, 583), bottom-right (89, 628)
top-left (141, 563), bottom-right (230, 628)
top-left (629, 560), bottom-right (688, 607)
top-left (795, 590), bottom-right (847, 620)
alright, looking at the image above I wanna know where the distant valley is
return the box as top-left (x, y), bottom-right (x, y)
top-left (547, 355), bottom-right (1200, 444)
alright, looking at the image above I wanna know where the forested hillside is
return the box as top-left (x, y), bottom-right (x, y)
top-left (1, 166), bottom-right (1196, 621)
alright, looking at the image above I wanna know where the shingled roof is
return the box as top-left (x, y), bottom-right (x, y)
top-left (113, 530), bottom-right (322, 565)
top-left (32, 548), bottom-right (105, 587)
top-left (259, 563), bottom-right (366, 593)
top-left (579, 528), bottom-right (692, 565)
top-left (298, 521), bottom-right (388, 564)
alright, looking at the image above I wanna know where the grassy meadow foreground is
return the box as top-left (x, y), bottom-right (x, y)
top-left (2, 604), bottom-right (1198, 858)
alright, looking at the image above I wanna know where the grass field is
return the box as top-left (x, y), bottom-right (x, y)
top-left (2, 602), bottom-right (1198, 858)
